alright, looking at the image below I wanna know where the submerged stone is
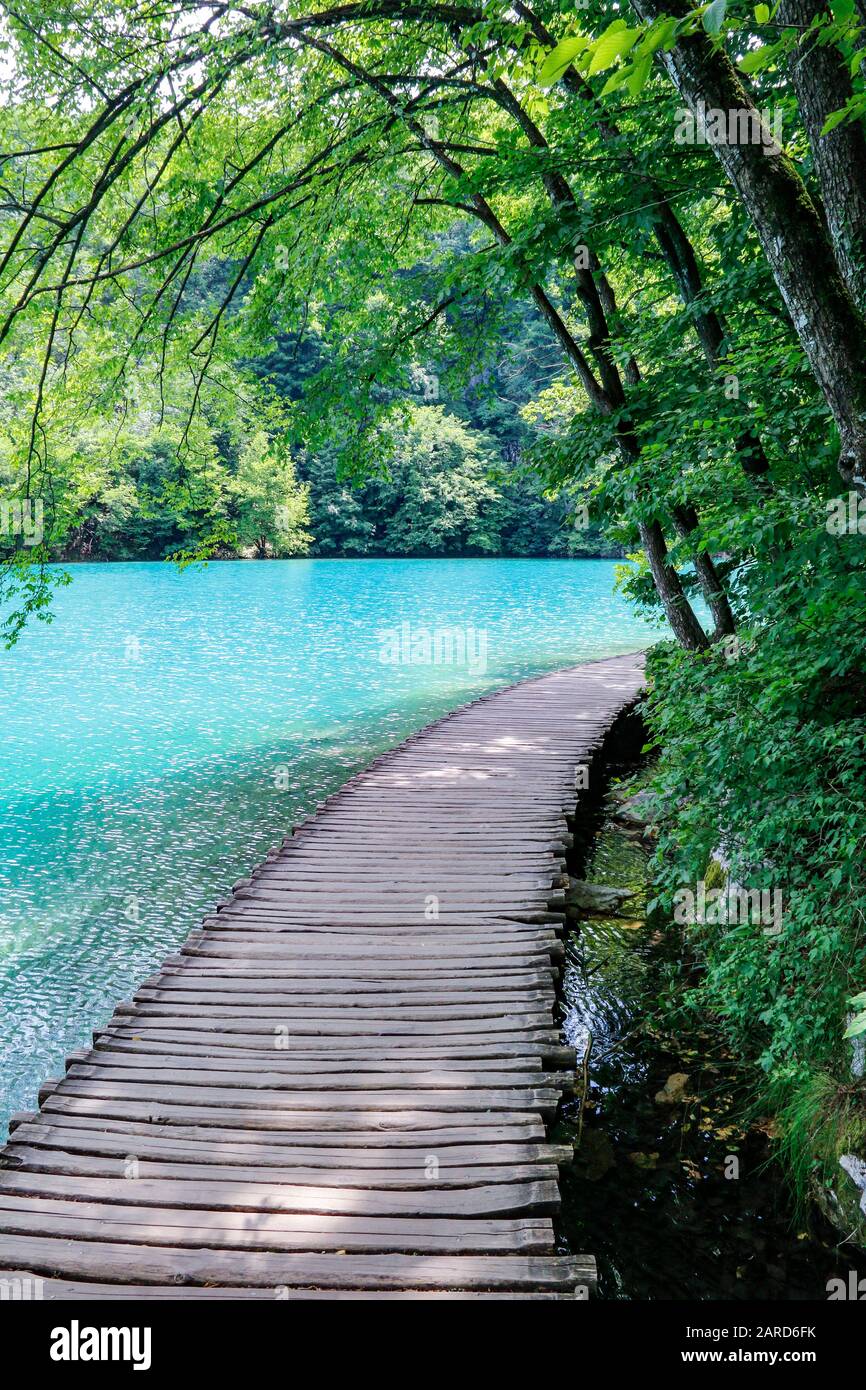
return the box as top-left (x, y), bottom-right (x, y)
top-left (565, 878), bottom-right (637, 915)
top-left (654, 1072), bottom-right (692, 1106)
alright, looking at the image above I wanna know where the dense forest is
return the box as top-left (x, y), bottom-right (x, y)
top-left (42, 288), bottom-right (618, 561)
top-left (1, 0), bottom-right (865, 1236)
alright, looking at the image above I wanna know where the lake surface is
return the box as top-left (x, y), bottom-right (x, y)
top-left (0, 558), bottom-right (657, 1126)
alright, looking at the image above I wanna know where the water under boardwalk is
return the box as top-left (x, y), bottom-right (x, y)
top-left (0, 652), bottom-right (644, 1300)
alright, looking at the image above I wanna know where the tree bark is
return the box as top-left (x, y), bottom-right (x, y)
top-left (777, 0), bottom-right (866, 315)
top-left (631, 0), bottom-right (866, 495)
top-left (640, 517), bottom-right (711, 650)
top-left (489, 73), bottom-right (737, 636)
top-left (672, 504), bottom-right (736, 639)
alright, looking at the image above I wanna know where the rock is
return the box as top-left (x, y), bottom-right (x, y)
top-left (654, 1072), bottom-right (691, 1105)
top-left (564, 879), bottom-right (637, 915)
top-left (839, 1154), bottom-right (866, 1216)
top-left (628, 1151), bottom-right (660, 1170)
top-left (612, 789), bottom-right (657, 828)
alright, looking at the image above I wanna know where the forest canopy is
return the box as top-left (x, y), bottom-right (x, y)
top-left (1, 0), bottom-right (864, 637)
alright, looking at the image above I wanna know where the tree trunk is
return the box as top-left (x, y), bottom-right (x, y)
top-left (631, 0), bottom-right (866, 495)
top-left (672, 504), bottom-right (736, 639)
top-left (640, 518), bottom-right (710, 650)
top-left (777, 0), bottom-right (866, 315)
top-left (489, 72), bottom-right (738, 639)
top-left (649, 211), bottom-right (771, 485)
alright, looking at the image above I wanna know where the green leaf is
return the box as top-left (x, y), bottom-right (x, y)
top-left (843, 1009), bottom-right (866, 1039)
top-left (601, 53), bottom-right (652, 100)
top-left (739, 45), bottom-right (774, 73)
top-left (754, 3), bottom-right (770, 20)
top-left (588, 24), bottom-right (640, 76)
top-left (702, 0), bottom-right (728, 34)
top-left (539, 35), bottom-right (589, 87)
top-left (636, 16), bottom-right (680, 56)
top-left (830, 0), bottom-right (856, 20)
top-left (821, 105), bottom-right (853, 134)
top-left (600, 66), bottom-right (631, 96)
top-left (626, 54), bottom-right (653, 96)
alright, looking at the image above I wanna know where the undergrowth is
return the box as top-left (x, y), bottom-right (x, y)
top-left (642, 535), bottom-right (866, 1231)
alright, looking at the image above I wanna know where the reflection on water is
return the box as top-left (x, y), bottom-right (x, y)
top-left (0, 557), bottom-right (656, 1126)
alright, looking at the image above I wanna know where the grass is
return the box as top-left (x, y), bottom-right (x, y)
top-left (768, 1069), bottom-right (866, 1226)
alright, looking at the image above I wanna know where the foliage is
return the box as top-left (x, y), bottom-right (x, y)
top-left (541, 0), bottom-right (866, 134)
top-left (643, 518), bottom-right (866, 1079)
top-left (768, 1070), bottom-right (866, 1221)
top-left (231, 431), bottom-right (312, 557)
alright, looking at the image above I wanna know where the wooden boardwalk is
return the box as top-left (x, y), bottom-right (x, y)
top-left (0, 652), bottom-right (644, 1300)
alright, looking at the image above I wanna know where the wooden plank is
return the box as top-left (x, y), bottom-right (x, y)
top-left (0, 1171), bottom-right (561, 1217)
top-left (7, 1122), bottom-right (573, 1168)
top-left (71, 1049), bottom-right (548, 1076)
top-left (96, 1027), bottom-right (574, 1062)
top-left (14, 1111), bottom-right (559, 1150)
top-left (101, 1017), bottom-right (560, 1039)
top-left (146, 970), bottom-right (556, 990)
top-left (131, 995), bottom-right (554, 1020)
top-left (94, 1033), bottom-right (572, 1065)
top-left (41, 1094), bottom-right (548, 1138)
top-left (50, 1079), bottom-right (563, 1113)
top-left (0, 1237), bottom-right (589, 1290)
top-left (0, 1200), bottom-right (555, 1255)
top-left (67, 1059), bottom-right (568, 1091)
top-left (2, 1277), bottom-right (584, 1300)
top-left (2, 1145), bottom-right (559, 1189)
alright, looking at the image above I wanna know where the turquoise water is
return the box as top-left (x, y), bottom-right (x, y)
top-left (0, 558), bottom-right (658, 1126)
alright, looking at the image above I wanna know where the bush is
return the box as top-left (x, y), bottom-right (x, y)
top-left (643, 518), bottom-right (866, 1210)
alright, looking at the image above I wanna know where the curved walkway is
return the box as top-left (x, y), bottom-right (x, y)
top-left (0, 651), bottom-right (644, 1299)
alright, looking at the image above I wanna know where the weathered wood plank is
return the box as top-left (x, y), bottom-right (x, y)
top-left (41, 1093), bottom-right (548, 1138)
top-left (2, 1145), bottom-right (559, 1189)
top-left (0, 1171), bottom-right (562, 1217)
top-left (6, 1122), bottom-right (573, 1168)
top-left (2, 1276), bottom-right (586, 1300)
top-left (0, 1200), bottom-right (555, 1254)
top-left (66, 1059), bottom-right (569, 1091)
top-left (50, 1079), bottom-right (563, 1113)
top-left (0, 1237), bottom-right (590, 1289)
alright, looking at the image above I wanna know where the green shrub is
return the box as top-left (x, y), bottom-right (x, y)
top-left (643, 519), bottom-right (866, 1212)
